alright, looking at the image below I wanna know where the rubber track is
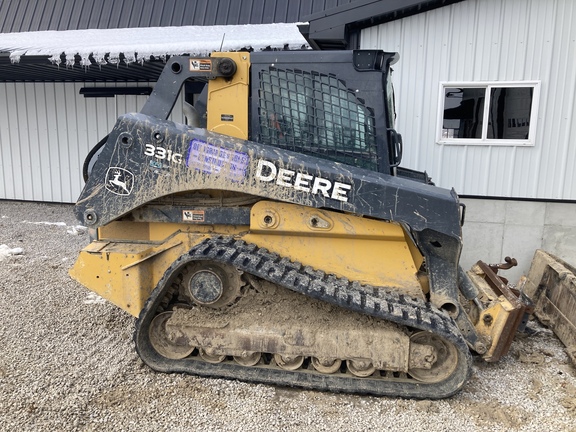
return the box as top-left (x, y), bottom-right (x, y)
top-left (135, 237), bottom-right (472, 399)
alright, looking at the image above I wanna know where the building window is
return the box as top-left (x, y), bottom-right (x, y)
top-left (437, 81), bottom-right (540, 146)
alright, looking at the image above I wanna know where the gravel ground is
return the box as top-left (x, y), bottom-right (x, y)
top-left (1, 200), bottom-right (575, 432)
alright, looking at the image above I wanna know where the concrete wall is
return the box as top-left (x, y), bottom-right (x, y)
top-left (460, 198), bottom-right (576, 283)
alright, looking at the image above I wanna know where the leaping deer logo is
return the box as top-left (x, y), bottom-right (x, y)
top-left (105, 168), bottom-right (134, 195)
top-left (110, 170), bottom-right (130, 193)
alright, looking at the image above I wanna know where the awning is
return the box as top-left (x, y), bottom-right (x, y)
top-left (0, 23), bottom-right (309, 82)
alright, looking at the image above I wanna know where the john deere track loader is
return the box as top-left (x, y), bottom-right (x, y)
top-left (70, 50), bottom-right (531, 398)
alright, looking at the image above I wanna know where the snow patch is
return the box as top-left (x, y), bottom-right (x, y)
top-left (20, 220), bottom-right (87, 235)
top-left (0, 23), bottom-right (310, 66)
top-left (84, 292), bottom-right (107, 305)
top-left (23, 221), bottom-right (67, 227)
top-left (0, 244), bottom-right (24, 261)
top-left (67, 226), bottom-right (88, 236)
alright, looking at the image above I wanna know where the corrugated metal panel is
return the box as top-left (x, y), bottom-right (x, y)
top-left (0, 56), bottom-right (168, 83)
top-left (0, 81), bottom-right (181, 202)
top-left (361, 0), bottom-right (576, 200)
top-left (0, 0), bottom-right (358, 33)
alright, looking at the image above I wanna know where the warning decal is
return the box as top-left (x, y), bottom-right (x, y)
top-left (183, 210), bottom-right (205, 222)
top-left (189, 59), bottom-right (212, 72)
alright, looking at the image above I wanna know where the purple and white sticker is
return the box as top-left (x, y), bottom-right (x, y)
top-left (186, 139), bottom-right (249, 181)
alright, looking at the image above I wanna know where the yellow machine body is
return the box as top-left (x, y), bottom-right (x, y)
top-left (70, 201), bottom-right (425, 317)
top-left (206, 52), bottom-right (250, 139)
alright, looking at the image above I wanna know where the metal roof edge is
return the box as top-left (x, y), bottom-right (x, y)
top-left (301, 0), bottom-right (466, 50)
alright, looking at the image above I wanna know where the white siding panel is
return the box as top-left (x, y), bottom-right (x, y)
top-left (0, 84), bottom-right (9, 198)
top-left (3, 84), bottom-right (23, 199)
top-left (362, 0), bottom-right (576, 199)
top-left (0, 81), bottom-right (168, 203)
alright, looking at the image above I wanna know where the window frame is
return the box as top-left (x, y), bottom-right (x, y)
top-left (436, 81), bottom-right (541, 146)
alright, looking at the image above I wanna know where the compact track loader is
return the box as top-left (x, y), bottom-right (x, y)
top-left (70, 50), bottom-right (531, 398)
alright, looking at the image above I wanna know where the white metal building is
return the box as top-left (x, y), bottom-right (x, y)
top-left (0, 81), bottom-right (158, 203)
top-left (361, 0), bottom-right (576, 201)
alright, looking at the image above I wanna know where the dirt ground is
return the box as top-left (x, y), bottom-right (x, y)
top-left (1, 200), bottom-right (575, 432)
